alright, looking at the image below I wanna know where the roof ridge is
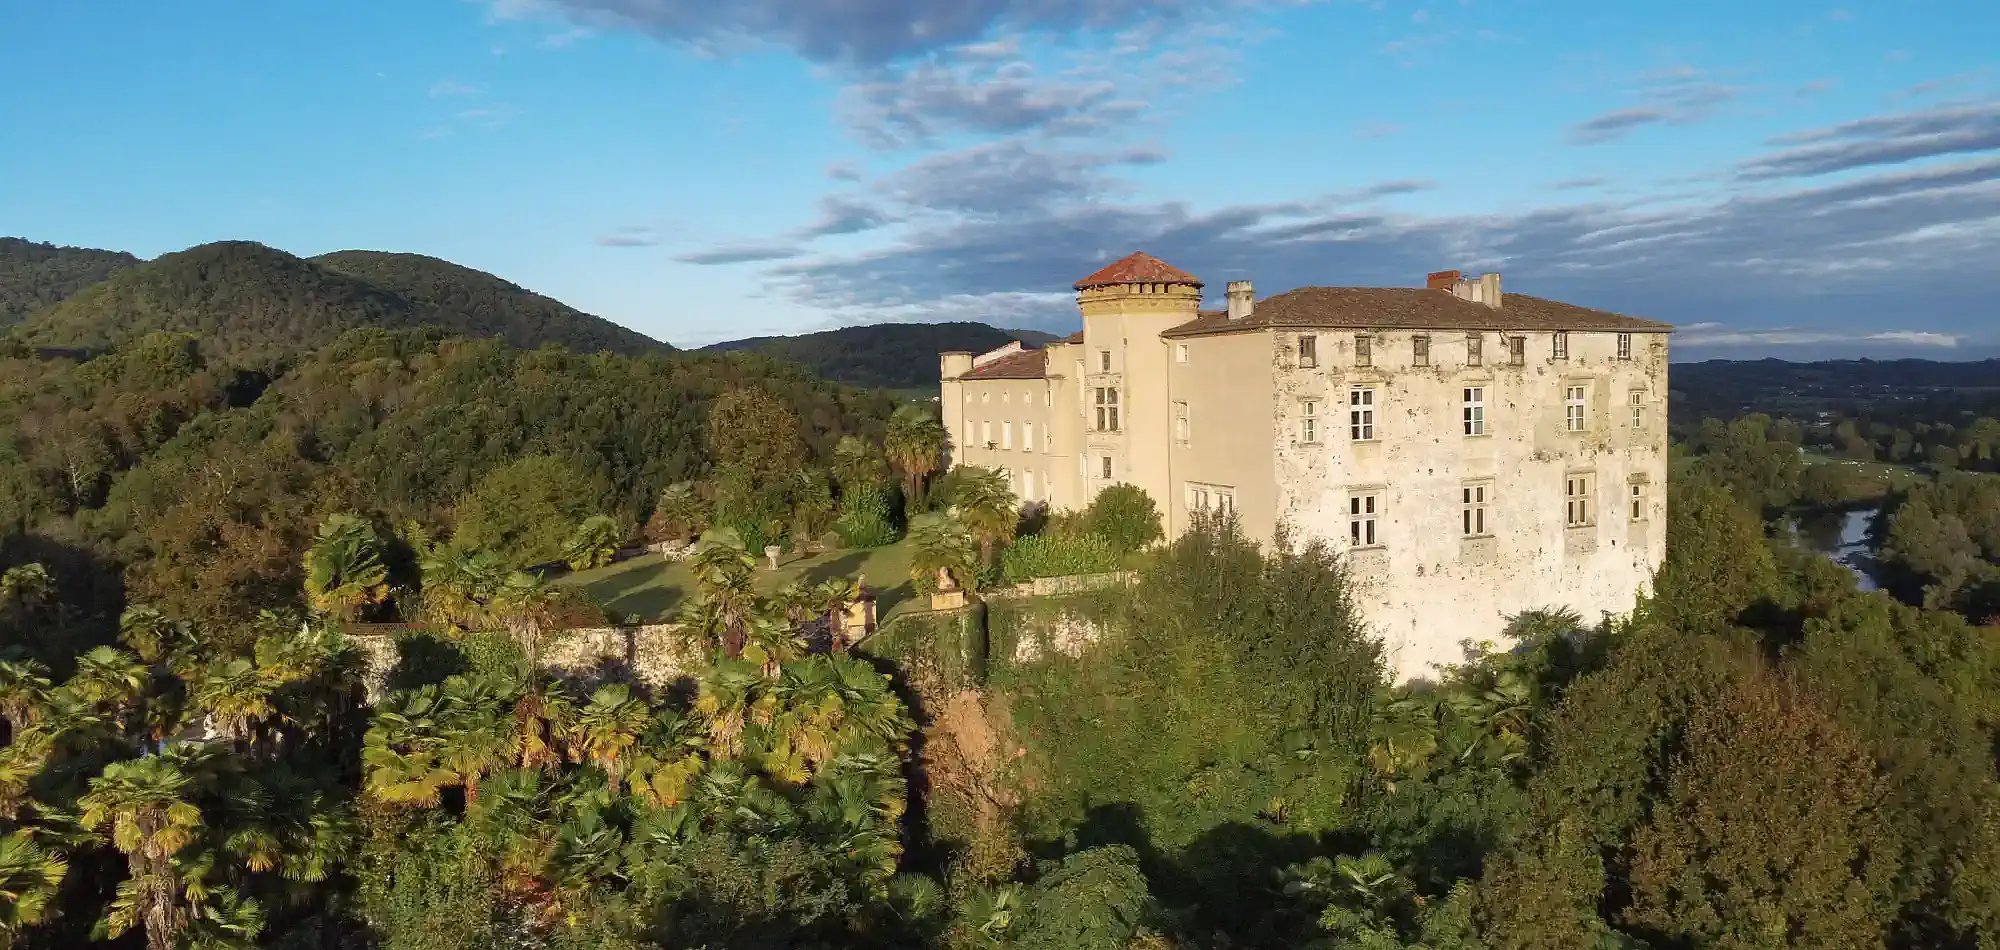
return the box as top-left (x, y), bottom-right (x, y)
top-left (1074, 251), bottom-right (1203, 290)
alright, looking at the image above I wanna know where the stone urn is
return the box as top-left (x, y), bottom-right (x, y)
top-left (764, 545), bottom-right (782, 570)
top-left (930, 566), bottom-right (967, 611)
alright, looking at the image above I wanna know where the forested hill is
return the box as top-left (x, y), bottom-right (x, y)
top-left (313, 249), bottom-right (667, 355)
top-left (702, 321), bottom-right (1062, 389)
top-left (0, 237), bottom-right (141, 328)
top-left (9, 240), bottom-right (667, 361)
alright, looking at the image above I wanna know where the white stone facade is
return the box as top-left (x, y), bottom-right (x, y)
top-left (942, 255), bottom-right (1671, 682)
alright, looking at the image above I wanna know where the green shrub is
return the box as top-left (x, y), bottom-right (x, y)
top-left (833, 485), bottom-right (900, 548)
top-left (1002, 534), bottom-right (1119, 582)
top-left (1081, 484), bottom-right (1163, 555)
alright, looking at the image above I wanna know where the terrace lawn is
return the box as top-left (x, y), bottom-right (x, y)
top-left (560, 540), bottom-right (922, 624)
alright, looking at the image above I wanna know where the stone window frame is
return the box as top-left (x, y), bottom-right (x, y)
top-left (1629, 389), bottom-right (1647, 429)
top-left (1565, 471), bottom-right (1595, 528)
top-left (1413, 334), bottom-right (1431, 367)
top-left (1173, 401), bottom-right (1190, 445)
top-left (1564, 383), bottom-right (1589, 433)
top-left (1617, 332), bottom-right (1633, 360)
top-left (1099, 349), bottom-right (1113, 372)
top-left (1300, 399), bottom-right (1320, 444)
top-left (1507, 335), bottom-right (1527, 365)
top-left (1462, 386), bottom-right (1486, 437)
top-left (1461, 479), bottom-right (1493, 538)
top-left (1176, 342), bottom-right (1189, 364)
top-left (1553, 331), bottom-right (1571, 361)
top-left (1354, 333), bottom-right (1373, 368)
top-left (1348, 488), bottom-right (1384, 549)
top-left (1349, 387), bottom-right (1377, 441)
top-left (1298, 334), bottom-right (1319, 369)
top-left (1628, 474), bottom-right (1651, 522)
top-left (1093, 387), bottom-right (1121, 432)
top-left (1466, 332), bottom-right (1483, 367)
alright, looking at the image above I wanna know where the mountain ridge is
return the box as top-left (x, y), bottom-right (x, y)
top-left (11, 240), bottom-right (666, 360)
top-left (701, 321), bottom-right (1065, 390)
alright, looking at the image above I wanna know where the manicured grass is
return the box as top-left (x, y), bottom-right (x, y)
top-left (561, 541), bottom-right (921, 624)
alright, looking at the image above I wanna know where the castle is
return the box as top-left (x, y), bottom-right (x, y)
top-left (939, 252), bottom-right (1673, 680)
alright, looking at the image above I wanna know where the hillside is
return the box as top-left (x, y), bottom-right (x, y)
top-left (0, 237), bottom-right (141, 328)
top-left (313, 249), bottom-right (667, 354)
top-left (702, 321), bottom-right (1062, 389)
top-left (14, 240), bottom-right (665, 361)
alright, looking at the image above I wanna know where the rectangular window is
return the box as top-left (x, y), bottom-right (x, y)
top-left (1629, 482), bottom-right (1645, 521)
top-left (1463, 387), bottom-right (1485, 436)
top-left (1354, 334), bottom-right (1373, 368)
top-left (1176, 343), bottom-right (1189, 363)
top-left (1566, 474), bottom-right (1594, 527)
top-left (1174, 401), bottom-right (1189, 444)
top-left (1024, 421), bottom-right (1035, 451)
top-left (1553, 332), bottom-right (1570, 360)
top-left (1189, 485), bottom-right (1209, 511)
top-left (1099, 350), bottom-right (1112, 372)
top-left (1629, 390), bottom-right (1646, 429)
top-left (1349, 493), bottom-right (1379, 548)
top-left (1002, 391), bottom-right (1010, 403)
top-left (1298, 334), bottom-right (1318, 369)
top-left (1022, 470), bottom-right (1034, 501)
top-left (1413, 335), bottom-right (1430, 367)
top-left (1508, 335), bottom-right (1526, 365)
top-left (1565, 385), bottom-right (1587, 432)
top-left (1350, 388), bottom-right (1376, 441)
top-left (1301, 400), bottom-right (1319, 443)
top-left (1617, 333), bottom-right (1633, 360)
top-left (1002, 421), bottom-right (1014, 450)
top-left (1218, 491), bottom-right (1234, 514)
top-left (1045, 427), bottom-right (1054, 452)
top-left (1100, 455), bottom-right (1113, 479)
top-left (1466, 333), bottom-right (1483, 367)
top-left (981, 420), bottom-right (993, 446)
top-left (1093, 388), bottom-right (1120, 431)
top-left (1462, 483), bottom-right (1488, 537)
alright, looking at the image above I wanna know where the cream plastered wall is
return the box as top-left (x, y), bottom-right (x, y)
top-left (1165, 329), bottom-right (1279, 543)
top-left (1273, 327), bottom-right (1669, 681)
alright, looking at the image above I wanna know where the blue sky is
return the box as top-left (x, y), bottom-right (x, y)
top-left (2, 1), bottom-right (1996, 357)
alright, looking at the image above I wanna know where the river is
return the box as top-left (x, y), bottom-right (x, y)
top-left (1789, 508), bottom-right (1880, 592)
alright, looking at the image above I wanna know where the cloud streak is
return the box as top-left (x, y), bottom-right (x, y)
top-left (1566, 70), bottom-right (1744, 145)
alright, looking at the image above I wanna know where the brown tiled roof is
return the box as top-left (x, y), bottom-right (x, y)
top-left (960, 347), bottom-right (1049, 380)
top-left (1160, 287), bottom-right (1673, 338)
top-left (1059, 330), bottom-right (1084, 344)
top-left (1074, 252), bottom-right (1203, 290)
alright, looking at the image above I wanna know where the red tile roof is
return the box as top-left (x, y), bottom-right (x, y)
top-left (1074, 252), bottom-right (1203, 290)
top-left (1160, 287), bottom-right (1672, 338)
top-left (1059, 331), bottom-right (1084, 344)
top-left (959, 347), bottom-right (1049, 380)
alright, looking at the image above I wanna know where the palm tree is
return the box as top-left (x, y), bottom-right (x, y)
top-left (569, 684), bottom-right (651, 784)
top-left (66, 646), bottom-right (148, 712)
top-left (561, 515), bottom-right (623, 572)
top-left (362, 689), bottom-right (454, 809)
top-left (495, 571), bottom-right (567, 671)
top-left (832, 435), bottom-right (885, 493)
top-left (0, 565), bottom-right (51, 610)
top-left (949, 466), bottom-right (1019, 566)
top-left (884, 404), bottom-right (948, 511)
top-left (417, 547), bottom-right (509, 631)
top-left (0, 660), bottom-right (51, 739)
top-left (812, 577), bottom-right (861, 651)
top-left (190, 658), bottom-right (278, 748)
top-left (302, 513), bottom-right (390, 622)
top-left (117, 607), bottom-right (191, 667)
top-left (0, 829), bottom-right (67, 948)
top-left (790, 468), bottom-right (836, 550)
top-left (79, 746), bottom-right (215, 950)
top-left (682, 528), bottom-right (759, 657)
top-left (741, 611), bottom-right (806, 680)
top-left (644, 481), bottom-right (708, 546)
top-left (908, 513), bottom-right (981, 595)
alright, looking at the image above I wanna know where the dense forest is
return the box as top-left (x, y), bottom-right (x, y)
top-left (0, 239), bottom-right (141, 329)
top-left (702, 322), bottom-right (1060, 391)
top-left (6, 243), bottom-right (2000, 948)
top-left (9, 241), bottom-right (664, 362)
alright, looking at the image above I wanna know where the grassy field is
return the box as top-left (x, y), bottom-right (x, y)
top-left (561, 541), bottom-right (921, 624)
top-left (1802, 452), bottom-right (1926, 493)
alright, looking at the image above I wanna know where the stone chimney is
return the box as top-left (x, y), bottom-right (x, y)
top-left (1225, 280), bottom-right (1254, 320)
top-left (940, 351), bottom-right (974, 380)
top-left (1433, 270), bottom-right (1504, 309)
